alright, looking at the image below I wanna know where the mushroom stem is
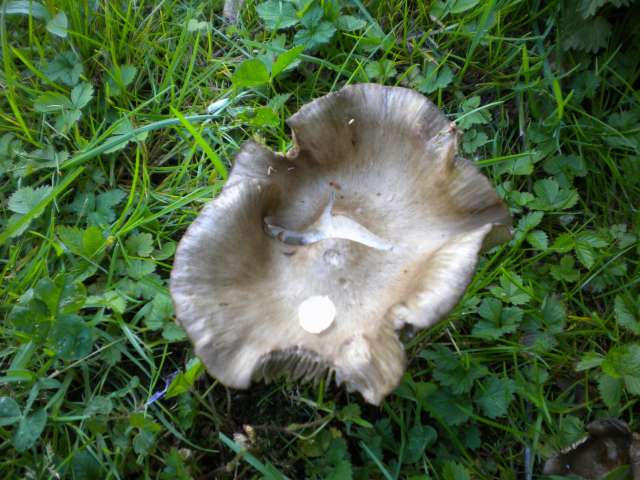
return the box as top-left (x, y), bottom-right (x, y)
top-left (265, 192), bottom-right (394, 251)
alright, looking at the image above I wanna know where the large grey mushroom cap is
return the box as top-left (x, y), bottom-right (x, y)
top-left (170, 84), bottom-right (511, 405)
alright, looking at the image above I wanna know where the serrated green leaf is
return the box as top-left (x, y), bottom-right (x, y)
top-left (421, 345), bottom-right (459, 371)
top-left (552, 233), bottom-right (575, 253)
top-left (463, 424), bottom-right (481, 450)
top-left (456, 96), bottom-right (490, 130)
top-left (416, 63), bottom-right (454, 94)
top-left (563, 16), bottom-right (611, 53)
top-left (300, 5), bottom-right (322, 27)
top-left (187, 18), bottom-right (210, 32)
top-left (550, 255), bottom-right (580, 282)
top-left (106, 64), bottom-right (138, 96)
top-left (85, 290), bottom-right (127, 314)
top-left (126, 233), bottom-right (154, 257)
top-left (9, 302), bottom-right (50, 343)
top-left (462, 129), bottom-right (489, 153)
top-left (33, 275), bottom-right (86, 316)
top-left (579, 0), bottom-right (608, 17)
top-left (0, 132), bottom-right (21, 160)
top-left (46, 51), bottom-right (83, 85)
top-left (8, 186), bottom-right (53, 215)
top-left (530, 178), bottom-right (579, 211)
top-left (403, 424), bottom-right (436, 464)
top-left (522, 329), bottom-right (556, 353)
top-left (442, 460), bottom-right (471, 480)
top-left (576, 352), bottom-right (604, 371)
top-left (153, 242), bottom-right (176, 261)
top-left (119, 65), bottom-right (137, 86)
top-left (338, 403), bottom-right (361, 422)
top-left (232, 58), bottom-right (270, 88)
top-left (0, 397), bottom-right (21, 426)
top-left (295, 7), bottom-right (335, 49)
top-left (6, 214), bottom-right (31, 237)
top-left (320, 437), bottom-right (352, 480)
top-left (133, 429), bottom-right (156, 456)
top-left (472, 298), bottom-right (523, 340)
top-left (601, 344), bottom-right (640, 393)
top-left (166, 358), bottom-right (206, 398)
top-left (143, 293), bottom-right (173, 330)
top-left (527, 230), bottom-right (548, 250)
top-left (58, 225), bottom-right (103, 258)
top-left (450, 0), bottom-right (481, 13)
top-left (624, 375), bottom-right (640, 395)
top-left (489, 273), bottom-right (530, 305)
top-left (70, 450), bottom-right (103, 480)
top-left (541, 296), bottom-right (566, 334)
top-left (474, 376), bottom-right (516, 419)
top-left (576, 231), bottom-right (608, 248)
top-left (364, 59), bottom-right (397, 81)
top-left (33, 277), bottom-right (61, 315)
top-left (428, 349), bottom-right (488, 394)
top-left (271, 45), bottom-right (304, 78)
top-left (478, 297), bottom-right (502, 322)
top-left (294, 21), bottom-right (336, 50)
top-left (598, 374), bottom-right (622, 409)
top-left (83, 395), bottom-right (114, 415)
top-left (22, 144), bottom-right (68, 172)
top-left (70, 82), bottom-right (94, 109)
top-left (422, 389), bottom-right (470, 426)
top-left (555, 415), bottom-right (584, 450)
top-left (46, 11), bottom-right (67, 37)
top-left (575, 243), bottom-right (595, 269)
top-left (336, 15), bottom-right (367, 31)
top-left (87, 189), bottom-right (126, 225)
top-left (572, 69), bottom-right (601, 102)
top-left (430, 0), bottom-right (480, 19)
top-left (127, 259), bottom-right (156, 280)
top-left (495, 153), bottom-right (534, 176)
top-left (256, 0), bottom-right (299, 30)
top-left (4, 1), bottom-right (51, 20)
top-left (82, 226), bottom-right (104, 257)
top-left (12, 408), bottom-right (47, 452)
top-left (162, 323), bottom-right (186, 342)
top-left (524, 364), bottom-right (550, 385)
top-left (615, 295), bottom-right (640, 335)
top-left (50, 314), bottom-right (93, 361)
top-left (34, 91), bottom-right (73, 112)
top-left (55, 109), bottom-right (82, 132)
top-left (160, 448), bottom-right (191, 480)
top-left (543, 155), bottom-right (588, 180)
top-left (517, 211), bottom-right (544, 232)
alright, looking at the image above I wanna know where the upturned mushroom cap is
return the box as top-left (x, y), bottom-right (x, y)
top-left (170, 84), bottom-right (511, 405)
top-left (543, 418), bottom-right (636, 479)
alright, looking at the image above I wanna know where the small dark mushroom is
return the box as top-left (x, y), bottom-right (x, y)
top-left (543, 418), bottom-right (640, 479)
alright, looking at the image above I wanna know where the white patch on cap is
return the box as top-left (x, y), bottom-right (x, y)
top-left (298, 295), bottom-right (336, 334)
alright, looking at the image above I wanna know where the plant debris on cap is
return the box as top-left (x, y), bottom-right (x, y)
top-left (542, 418), bottom-right (640, 479)
top-left (170, 84), bottom-right (512, 405)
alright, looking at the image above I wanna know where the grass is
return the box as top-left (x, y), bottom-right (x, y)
top-left (1, 0), bottom-right (639, 478)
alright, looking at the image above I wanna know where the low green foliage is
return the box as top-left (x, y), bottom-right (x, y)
top-left (0, 0), bottom-right (638, 478)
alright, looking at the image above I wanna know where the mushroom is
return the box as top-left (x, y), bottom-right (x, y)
top-left (170, 84), bottom-right (511, 405)
top-left (542, 418), bottom-right (640, 479)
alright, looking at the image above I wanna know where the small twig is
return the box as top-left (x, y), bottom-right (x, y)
top-left (250, 415), bottom-right (331, 434)
top-left (524, 446), bottom-right (533, 480)
top-left (225, 386), bottom-right (232, 418)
